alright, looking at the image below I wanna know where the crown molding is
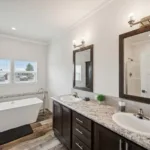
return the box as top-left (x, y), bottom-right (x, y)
top-left (69, 0), bottom-right (115, 30)
top-left (52, 0), bottom-right (115, 39)
top-left (0, 34), bottom-right (49, 46)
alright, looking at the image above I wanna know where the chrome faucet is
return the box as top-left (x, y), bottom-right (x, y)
top-left (38, 88), bottom-right (46, 100)
top-left (136, 109), bottom-right (144, 119)
top-left (135, 109), bottom-right (149, 120)
top-left (72, 92), bottom-right (79, 98)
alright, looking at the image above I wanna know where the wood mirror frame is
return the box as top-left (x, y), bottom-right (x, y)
top-left (73, 45), bottom-right (93, 92)
top-left (119, 26), bottom-right (150, 104)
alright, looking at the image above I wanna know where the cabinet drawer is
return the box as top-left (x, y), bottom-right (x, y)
top-left (72, 135), bottom-right (90, 150)
top-left (73, 123), bottom-right (91, 148)
top-left (73, 111), bottom-right (92, 131)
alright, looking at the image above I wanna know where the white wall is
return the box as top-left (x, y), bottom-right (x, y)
top-left (47, 0), bottom-right (150, 109)
top-left (47, 36), bottom-right (73, 95)
top-left (0, 35), bottom-right (48, 96)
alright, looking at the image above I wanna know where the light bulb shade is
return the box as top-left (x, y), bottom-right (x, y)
top-left (82, 36), bottom-right (85, 41)
top-left (73, 40), bottom-right (76, 45)
top-left (128, 13), bottom-right (136, 27)
top-left (129, 13), bottom-right (135, 21)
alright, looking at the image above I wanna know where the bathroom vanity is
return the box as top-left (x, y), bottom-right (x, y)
top-left (52, 96), bottom-right (148, 150)
top-left (52, 16), bottom-right (150, 150)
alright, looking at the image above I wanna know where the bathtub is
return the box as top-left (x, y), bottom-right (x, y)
top-left (0, 97), bottom-right (43, 132)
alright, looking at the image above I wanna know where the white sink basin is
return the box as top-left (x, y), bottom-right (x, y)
top-left (112, 112), bottom-right (150, 137)
top-left (60, 95), bottom-right (82, 102)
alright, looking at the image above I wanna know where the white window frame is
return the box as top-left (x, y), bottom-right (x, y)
top-left (13, 60), bottom-right (37, 84)
top-left (0, 59), bottom-right (11, 85)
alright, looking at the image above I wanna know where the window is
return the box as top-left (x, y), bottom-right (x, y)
top-left (14, 61), bottom-right (37, 83)
top-left (0, 59), bottom-right (11, 84)
top-left (76, 65), bottom-right (81, 81)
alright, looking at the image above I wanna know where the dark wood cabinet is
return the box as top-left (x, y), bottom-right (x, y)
top-left (73, 123), bottom-right (91, 148)
top-left (73, 112), bottom-right (92, 131)
top-left (126, 141), bottom-right (146, 150)
top-left (72, 111), bottom-right (92, 150)
top-left (94, 123), bottom-right (122, 150)
top-left (53, 101), bottom-right (71, 149)
top-left (72, 135), bottom-right (90, 150)
top-left (62, 106), bottom-right (72, 149)
top-left (53, 101), bottom-right (62, 136)
top-left (53, 101), bottom-right (147, 150)
top-left (94, 123), bottom-right (146, 150)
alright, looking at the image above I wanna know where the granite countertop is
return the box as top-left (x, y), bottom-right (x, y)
top-left (51, 96), bottom-right (150, 150)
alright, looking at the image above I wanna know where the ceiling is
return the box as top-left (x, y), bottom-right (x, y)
top-left (0, 0), bottom-right (110, 44)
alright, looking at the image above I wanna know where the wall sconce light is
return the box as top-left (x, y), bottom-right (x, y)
top-left (73, 37), bottom-right (85, 48)
top-left (128, 13), bottom-right (135, 27)
top-left (128, 13), bottom-right (150, 27)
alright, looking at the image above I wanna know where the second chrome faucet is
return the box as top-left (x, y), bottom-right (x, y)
top-left (135, 108), bottom-right (150, 120)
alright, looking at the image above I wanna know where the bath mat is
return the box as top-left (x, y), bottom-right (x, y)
top-left (0, 124), bottom-right (33, 145)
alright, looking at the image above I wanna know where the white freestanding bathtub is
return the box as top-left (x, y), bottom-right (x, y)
top-left (0, 97), bottom-right (43, 132)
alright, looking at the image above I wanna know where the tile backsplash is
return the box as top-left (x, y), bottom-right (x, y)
top-left (72, 89), bottom-right (150, 117)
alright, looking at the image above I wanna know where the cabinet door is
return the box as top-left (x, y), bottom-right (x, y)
top-left (62, 106), bottom-right (72, 149)
top-left (126, 141), bottom-right (146, 150)
top-left (94, 123), bottom-right (123, 150)
top-left (53, 101), bottom-right (62, 136)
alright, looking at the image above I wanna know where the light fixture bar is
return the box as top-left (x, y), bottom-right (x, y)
top-left (128, 15), bottom-right (150, 27)
top-left (73, 39), bottom-right (85, 49)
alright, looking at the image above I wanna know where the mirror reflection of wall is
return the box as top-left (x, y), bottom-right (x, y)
top-left (124, 31), bottom-right (150, 98)
top-left (75, 49), bottom-right (91, 88)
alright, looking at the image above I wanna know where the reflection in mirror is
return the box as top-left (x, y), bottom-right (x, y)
top-left (124, 31), bottom-right (150, 98)
top-left (75, 49), bottom-right (91, 88)
top-left (73, 45), bottom-right (93, 92)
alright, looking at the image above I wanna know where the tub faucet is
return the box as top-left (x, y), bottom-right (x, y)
top-left (38, 88), bottom-right (46, 100)
top-left (38, 88), bottom-right (46, 115)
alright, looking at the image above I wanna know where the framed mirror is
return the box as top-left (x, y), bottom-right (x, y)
top-left (73, 45), bottom-right (93, 92)
top-left (119, 26), bottom-right (150, 104)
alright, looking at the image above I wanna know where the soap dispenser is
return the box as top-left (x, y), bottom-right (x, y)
top-left (118, 101), bottom-right (126, 112)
